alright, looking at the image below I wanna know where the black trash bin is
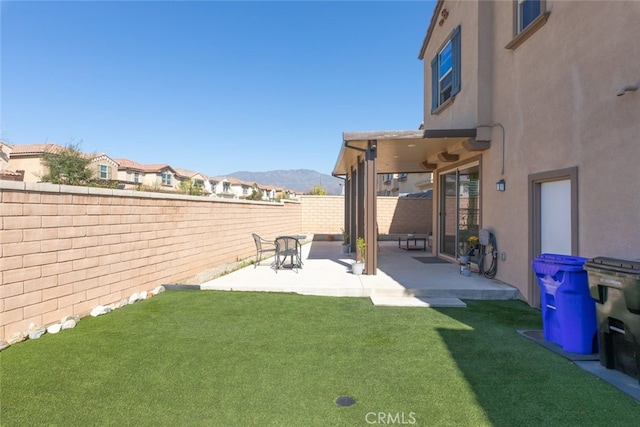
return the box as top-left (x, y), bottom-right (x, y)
top-left (584, 257), bottom-right (640, 383)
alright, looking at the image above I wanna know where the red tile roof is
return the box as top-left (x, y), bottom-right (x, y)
top-left (10, 143), bottom-right (65, 155)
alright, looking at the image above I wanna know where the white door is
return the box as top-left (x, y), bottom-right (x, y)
top-left (540, 179), bottom-right (571, 254)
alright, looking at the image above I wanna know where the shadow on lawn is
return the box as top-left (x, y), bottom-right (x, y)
top-left (432, 301), bottom-right (639, 425)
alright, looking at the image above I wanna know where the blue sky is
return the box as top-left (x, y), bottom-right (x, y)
top-left (2, 1), bottom-right (436, 176)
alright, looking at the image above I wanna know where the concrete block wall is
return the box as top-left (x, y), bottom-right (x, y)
top-left (0, 184), bottom-right (431, 342)
top-left (300, 195), bottom-right (432, 236)
top-left (0, 182), bottom-right (301, 341)
top-left (300, 195), bottom-right (344, 233)
top-left (377, 197), bottom-right (433, 235)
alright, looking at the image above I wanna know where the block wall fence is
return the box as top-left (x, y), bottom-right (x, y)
top-left (0, 183), bottom-right (431, 341)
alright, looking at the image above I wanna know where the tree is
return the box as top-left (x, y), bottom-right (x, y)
top-left (246, 183), bottom-right (264, 201)
top-left (178, 180), bottom-right (206, 196)
top-left (41, 143), bottom-right (94, 185)
top-left (305, 184), bottom-right (326, 195)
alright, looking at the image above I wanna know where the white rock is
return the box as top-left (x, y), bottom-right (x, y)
top-left (27, 323), bottom-right (46, 340)
top-left (152, 285), bottom-right (165, 295)
top-left (90, 305), bottom-right (112, 317)
top-left (8, 331), bottom-right (26, 345)
top-left (117, 299), bottom-right (128, 308)
top-left (61, 315), bottom-right (80, 324)
top-left (0, 340), bottom-right (9, 351)
top-left (61, 318), bottom-right (76, 330)
top-left (128, 293), bottom-right (140, 304)
top-left (139, 292), bottom-right (147, 300)
top-left (47, 323), bottom-right (62, 334)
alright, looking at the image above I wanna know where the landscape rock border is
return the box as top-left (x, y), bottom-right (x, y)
top-left (0, 286), bottom-right (165, 352)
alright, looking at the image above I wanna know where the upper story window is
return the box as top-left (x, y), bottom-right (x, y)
top-left (431, 26), bottom-right (461, 114)
top-left (98, 164), bottom-right (109, 180)
top-left (398, 173), bottom-right (408, 181)
top-left (506, 0), bottom-right (549, 50)
top-left (133, 172), bottom-right (140, 183)
top-left (222, 182), bottom-right (231, 192)
top-left (161, 171), bottom-right (172, 186)
top-left (438, 40), bottom-right (453, 103)
top-left (518, 0), bottom-right (541, 33)
top-left (383, 173), bottom-right (393, 183)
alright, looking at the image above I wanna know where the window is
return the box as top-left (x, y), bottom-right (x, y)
top-left (383, 173), bottom-right (393, 183)
top-left (133, 172), bottom-right (140, 184)
top-left (99, 164), bottom-right (109, 180)
top-left (223, 182), bottom-right (231, 192)
top-left (506, 0), bottom-right (549, 50)
top-left (398, 173), bottom-right (408, 181)
top-left (161, 172), bottom-right (172, 186)
top-left (518, 0), bottom-right (541, 33)
top-left (431, 26), bottom-right (461, 113)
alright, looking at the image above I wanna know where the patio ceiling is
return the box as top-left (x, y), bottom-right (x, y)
top-left (332, 128), bottom-right (479, 176)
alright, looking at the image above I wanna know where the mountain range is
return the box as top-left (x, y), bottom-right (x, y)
top-left (225, 169), bottom-right (344, 195)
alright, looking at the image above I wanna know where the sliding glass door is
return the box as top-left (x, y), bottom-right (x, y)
top-left (439, 163), bottom-right (480, 262)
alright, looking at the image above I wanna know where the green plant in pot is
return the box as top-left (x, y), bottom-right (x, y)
top-left (356, 237), bottom-right (366, 261)
top-left (341, 228), bottom-right (350, 254)
top-left (353, 237), bottom-right (366, 275)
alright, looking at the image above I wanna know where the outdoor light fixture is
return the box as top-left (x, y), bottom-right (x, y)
top-left (496, 179), bottom-right (506, 192)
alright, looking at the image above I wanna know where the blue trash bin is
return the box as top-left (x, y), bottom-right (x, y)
top-left (532, 254), bottom-right (597, 354)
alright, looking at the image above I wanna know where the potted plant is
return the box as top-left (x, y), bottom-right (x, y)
top-left (341, 228), bottom-right (350, 254)
top-left (352, 237), bottom-right (366, 275)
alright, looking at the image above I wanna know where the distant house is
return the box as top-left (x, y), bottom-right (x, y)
top-left (377, 172), bottom-right (433, 197)
top-left (6, 143), bottom-right (119, 184)
top-left (114, 158), bottom-right (180, 191)
top-left (4, 143), bottom-right (284, 200)
top-left (6, 143), bottom-right (65, 182)
top-left (173, 168), bottom-right (210, 194)
top-left (208, 176), bottom-right (245, 199)
top-left (90, 154), bottom-right (119, 182)
top-left (0, 141), bottom-right (12, 170)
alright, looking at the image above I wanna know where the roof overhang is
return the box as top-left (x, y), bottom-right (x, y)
top-left (332, 128), bottom-right (479, 176)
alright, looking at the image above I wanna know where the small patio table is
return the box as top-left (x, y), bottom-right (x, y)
top-left (398, 236), bottom-right (427, 251)
top-left (274, 235), bottom-right (305, 272)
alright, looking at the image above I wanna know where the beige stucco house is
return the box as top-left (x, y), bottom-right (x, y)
top-left (377, 172), bottom-right (434, 196)
top-left (6, 143), bottom-right (64, 182)
top-left (333, 0), bottom-right (640, 305)
top-left (7, 143), bottom-right (119, 184)
top-left (114, 158), bottom-right (183, 191)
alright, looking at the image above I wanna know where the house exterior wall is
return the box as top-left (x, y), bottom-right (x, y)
top-left (422, 0), bottom-right (640, 303)
top-left (0, 144), bottom-right (11, 171)
top-left (7, 156), bottom-right (44, 183)
top-left (376, 173), bottom-right (433, 196)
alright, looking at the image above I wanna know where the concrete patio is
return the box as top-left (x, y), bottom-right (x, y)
top-left (199, 237), bottom-right (520, 307)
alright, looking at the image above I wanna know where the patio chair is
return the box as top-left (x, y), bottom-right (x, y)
top-left (274, 236), bottom-right (303, 272)
top-left (252, 233), bottom-right (276, 268)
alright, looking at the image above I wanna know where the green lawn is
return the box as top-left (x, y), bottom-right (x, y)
top-left (1, 291), bottom-right (637, 426)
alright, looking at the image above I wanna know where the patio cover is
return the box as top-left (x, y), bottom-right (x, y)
top-left (332, 128), bottom-right (483, 275)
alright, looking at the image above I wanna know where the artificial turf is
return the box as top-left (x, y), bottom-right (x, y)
top-left (1, 291), bottom-right (637, 426)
